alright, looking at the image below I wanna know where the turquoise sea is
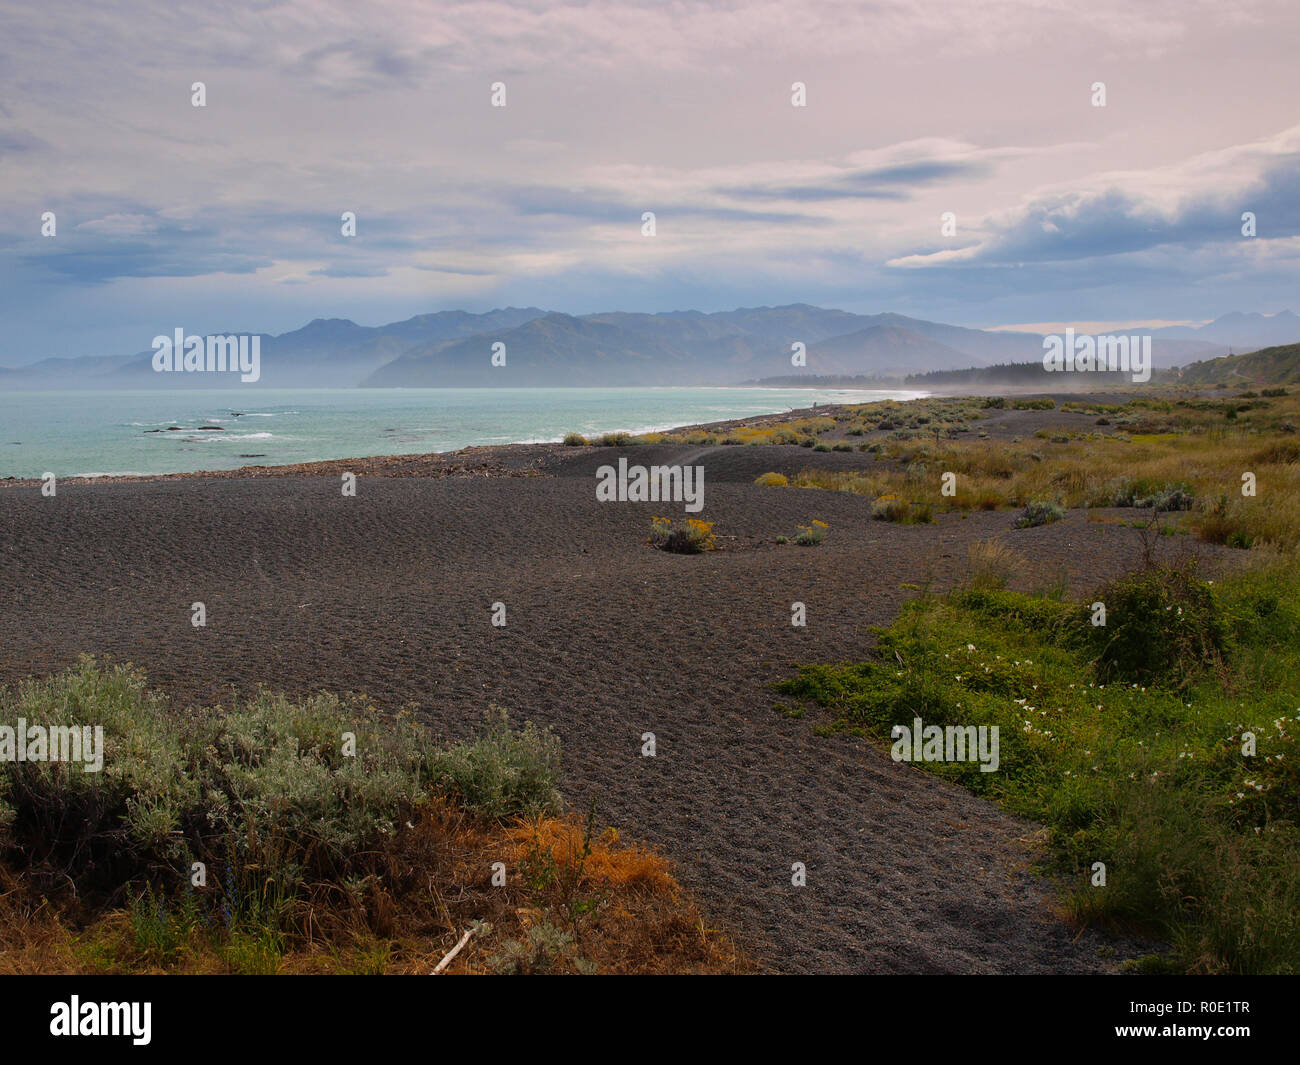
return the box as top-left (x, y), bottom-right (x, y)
top-left (0, 387), bottom-right (924, 480)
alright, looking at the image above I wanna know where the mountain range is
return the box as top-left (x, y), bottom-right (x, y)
top-left (2, 306), bottom-right (1296, 390)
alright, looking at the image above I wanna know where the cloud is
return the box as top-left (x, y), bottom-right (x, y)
top-left (2, 0), bottom-right (1300, 361)
top-left (720, 158), bottom-right (992, 203)
top-left (889, 126), bottom-right (1300, 269)
top-left (309, 263), bottom-right (393, 278)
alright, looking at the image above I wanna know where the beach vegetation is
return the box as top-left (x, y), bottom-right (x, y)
top-left (0, 660), bottom-right (745, 975)
top-left (1014, 499), bottom-right (1066, 528)
top-left (966, 538), bottom-right (1025, 591)
top-left (870, 493), bottom-right (932, 524)
top-left (767, 389), bottom-right (1300, 551)
top-left (793, 520), bottom-right (828, 546)
top-left (776, 555), bottom-right (1300, 973)
top-left (648, 516), bottom-right (716, 554)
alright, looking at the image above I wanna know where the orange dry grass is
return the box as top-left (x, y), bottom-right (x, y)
top-left (508, 817), bottom-right (678, 895)
top-left (0, 802), bottom-right (751, 975)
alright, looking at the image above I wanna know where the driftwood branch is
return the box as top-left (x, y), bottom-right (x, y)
top-left (431, 928), bottom-right (473, 974)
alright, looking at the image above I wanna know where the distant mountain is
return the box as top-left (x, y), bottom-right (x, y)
top-left (3, 303), bottom-right (1294, 389)
top-left (861, 313), bottom-right (1047, 363)
top-left (362, 305), bottom-right (1032, 387)
top-left (2, 308), bottom-right (548, 388)
top-left (365, 311), bottom-right (789, 387)
top-left (1142, 310), bottom-right (1300, 349)
top-left (808, 324), bottom-right (978, 375)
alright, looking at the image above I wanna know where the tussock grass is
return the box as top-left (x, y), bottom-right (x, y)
top-left (966, 538), bottom-right (1025, 590)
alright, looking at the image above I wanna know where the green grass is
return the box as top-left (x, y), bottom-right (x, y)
top-left (774, 559), bottom-right (1300, 973)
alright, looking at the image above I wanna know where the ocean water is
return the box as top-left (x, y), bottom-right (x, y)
top-left (0, 387), bottom-right (925, 480)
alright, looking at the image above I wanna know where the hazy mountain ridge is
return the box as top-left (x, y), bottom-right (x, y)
top-left (1139, 310), bottom-right (1300, 348)
top-left (2, 305), bottom-right (1294, 389)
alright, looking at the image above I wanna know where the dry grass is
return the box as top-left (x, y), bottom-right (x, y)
top-left (0, 798), bottom-right (751, 975)
top-left (782, 391), bottom-right (1300, 552)
top-left (966, 538), bottom-right (1026, 590)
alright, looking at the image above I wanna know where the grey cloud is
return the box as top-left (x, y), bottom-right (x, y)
top-left (925, 155), bottom-right (1300, 267)
top-left (719, 158), bottom-right (990, 202)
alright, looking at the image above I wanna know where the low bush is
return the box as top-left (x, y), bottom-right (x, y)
top-left (794, 520), bottom-right (829, 546)
top-left (1086, 560), bottom-right (1229, 687)
top-left (1014, 499), bottom-right (1066, 528)
top-left (0, 659), bottom-right (561, 901)
top-left (871, 495), bottom-right (932, 524)
top-left (648, 516), bottom-right (716, 554)
top-left (426, 710), bottom-right (561, 821)
top-left (1112, 479), bottom-right (1196, 511)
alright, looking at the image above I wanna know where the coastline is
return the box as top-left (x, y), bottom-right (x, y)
top-left (0, 389), bottom-right (1173, 973)
top-left (0, 387), bottom-right (1171, 488)
top-left (0, 384), bottom-right (1269, 972)
top-left (0, 397), bottom-right (867, 488)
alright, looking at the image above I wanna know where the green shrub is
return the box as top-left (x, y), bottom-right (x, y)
top-left (1087, 561), bottom-right (1228, 687)
top-left (425, 710), bottom-right (562, 821)
top-left (648, 516), bottom-right (716, 554)
top-left (870, 496), bottom-right (932, 524)
top-left (0, 659), bottom-right (562, 901)
top-left (1014, 499), bottom-right (1066, 528)
top-left (794, 520), bottom-right (829, 546)
top-left (754, 472), bottom-right (788, 487)
top-left (562, 432), bottom-right (587, 446)
top-left (1112, 479), bottom-right (1195, 511)
top-left (774, 561), bottom-right (1300, 973)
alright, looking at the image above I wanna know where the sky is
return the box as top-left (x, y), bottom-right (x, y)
top-left (2, 0), bottom-right (1299, 365)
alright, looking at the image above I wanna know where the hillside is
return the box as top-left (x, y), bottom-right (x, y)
top-left (809, 324), bottom-right (978, 374)
top-left (362, 306), bottom-right (1026, 387)
top-left (1176, 342), bottom-right (1300, 386)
